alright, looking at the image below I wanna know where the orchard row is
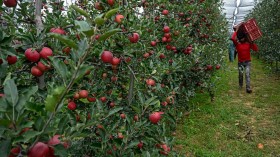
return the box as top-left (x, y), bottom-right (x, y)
top-left (0, 0), bottom-right (228, 156)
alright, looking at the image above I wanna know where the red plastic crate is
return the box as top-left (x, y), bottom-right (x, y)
top-left (240, 18), bottom-right (262, 42)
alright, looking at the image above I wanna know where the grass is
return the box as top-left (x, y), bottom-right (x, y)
top-left (175, 57), bottom-right (280, 157)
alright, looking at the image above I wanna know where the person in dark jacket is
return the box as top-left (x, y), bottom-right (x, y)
top-left (230, 31), bottom-right (258, 93)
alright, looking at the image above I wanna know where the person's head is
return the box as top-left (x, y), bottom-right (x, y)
top-left (237, 32), bottom-right (246, 42)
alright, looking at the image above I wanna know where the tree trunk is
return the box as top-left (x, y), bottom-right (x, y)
top-left (35, 0), bottom-right (45, 89)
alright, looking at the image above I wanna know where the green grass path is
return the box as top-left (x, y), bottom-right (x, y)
top-left (175, 58), bottom-right (280, 157)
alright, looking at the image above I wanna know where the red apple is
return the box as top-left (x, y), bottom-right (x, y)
top-left (67, 101), bottom-right (77, 110)
top-left (87, 96), bottom-right (96, 102)
top-left (178, 12), bottom-right (184, 17)
top-left (163, 26), bottom-right (170, 33)
top-left (111, 57), bottom-right (121, 65)
top-left (25, 48), bottom-right (40, 62)
top-left (146, 79), bottom-right (156, 86)
top-left (79, 90), bottom-right (88, 98)
top-left (101, 51), bottom-right (113, 63)
top-left (115, 14), bottom-right (124, 24)
top-left (125, 57), bottom-right (131, 63)
top-left (62, 47), bottom-right (71, 55)
top-left (166, 45), bottom-right (171, 50)
top-left (73, 92), bottom-right (80, 99)
top-left (159, 53), bottom-right (166, 59)
top-left (117, 132), bottom-right (124, 139)
top-left (50, 27), bottom-right (66, 35)
top-left (28, 142), bottom-right (49, 157)
top-left (216, 64), bottom-right (221, 70)
top-left (137, 141), bottom-right (143, 149)
top-left (107, 0), bottom-right (114, 6)
top-left (94, 2), bottom-right (104, 10)
top-left (128, 33), bottom-right (139, 43)
top-left (31, 66), bottom-right (43, 77)
top-left (48, 135), bottom-right (61, 146)
top-left (3, 0), bottom-right (17, 7)
top-left (111, 76), bottom-right (118, 82)
top-left (9, 146), bottom-right (20, 157)
top-left (149, 112), bottom-right (162, 124)
top-left (109, 102), bottom-right (115, 108)
top-left (120, 113), bottom-right (126, 119)
top-left (162, 36), bottom-right (168, 43)
top-left (133, 115), bottom-right (139, 121)
top-left (206, 65), bottom-right (213, 71)
top-left (164, 33), bottom-right (171, 38)
top-left (6, 55), bottom-right (17, 65)
top-left (143, 53), bottom-right (150, 58)
top-left (37, 61), bottom-right (48, 72)
top-left (100, 96), bottom-right (107, 103)
top-left (162, 9), bottom-right (169, 15)
top-left (150, 41), bottom-right (157, 47)
top-left (40, 47), bottom-right (53, 59)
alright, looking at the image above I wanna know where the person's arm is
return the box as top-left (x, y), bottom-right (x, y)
top-left (231, 31), bottom-right (237, 40)
top-left (250, 42), bottom-right (258, 51)
top-left (230, 33), bottom-right (238, 46)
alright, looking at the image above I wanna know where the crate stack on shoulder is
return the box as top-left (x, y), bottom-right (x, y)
top-left (240, 18), bottom-right (262, 42)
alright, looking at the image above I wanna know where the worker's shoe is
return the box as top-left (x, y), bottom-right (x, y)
top-left (246, 88), bottom-right (252, 93)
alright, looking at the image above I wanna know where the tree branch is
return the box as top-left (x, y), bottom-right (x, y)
top-left (35, 0), bottom-right (46, 90)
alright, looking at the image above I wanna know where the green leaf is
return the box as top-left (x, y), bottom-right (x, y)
top-left (1, 47), bottom-right (17, 56)
top-left (94, 16), bottom-right (105, 26)
top-left (48, 33), bottom-right (78, 49)
top-left (58, 115), bottom-right (69, 134)
top-left (74, 21), bottom-right (94, 37)
top-left (107, 107), bottom-right (123, 118)
top-left (143, 151), bottom-right (151, 157)
top-left (4, 79), bottom-right (18, 106)
top-left (22, 130), bottom-right (41, 143)
top-left (50, 57), bottom-right (68, 82)
top-left (0, 119), bottom-right (11, 127)
top-left (70, 5), bottom-right (91, 18)
top-left (20, 121), bottom-right (34, 129)
top-left (0, 139), bottom-right (11, 157)
top-left (137, 91), bottom-right (145, 104)
top-left (74, 64), bottom-right (93, 84)
top-left (16, 86), bottom-right (38, 112)
top-left (97, 29), bottom-right (121, 42)
top-left (126, 141), bottom-right (139, 149)
top-left (26, 102), bottom-right (44, 113)
top-left (0, 99), bottom-right (8, 112)
top-left (54, 144), bottom-right (68, 156)
top-left (77, 39), bottom-right (89, 59)
top-left (0, 64), bottom-right (8, 79)
top-left (149, 100), bottom-right (160, 106)
top-left (131, 105), bottom-right (140, 114)
top-left (105, 8), bottom-right (119, 19)
top-left (144, 97), bottom-right (157, 106)
top-left (1, 36), bottom-right (12, 45)
top-left (45, 95), bottom-right (57, 112)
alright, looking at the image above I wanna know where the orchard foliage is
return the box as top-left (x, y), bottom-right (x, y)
top-left (246, 0), bottom-right (280, 71)
top-left (0, 0), bottom-right (228, 156)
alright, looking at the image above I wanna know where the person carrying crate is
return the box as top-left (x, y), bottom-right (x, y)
top-left (230, 30), bottom-right (258, 93)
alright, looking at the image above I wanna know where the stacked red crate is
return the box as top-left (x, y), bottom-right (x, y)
top-left (238, 18), bottom-right (262, 42)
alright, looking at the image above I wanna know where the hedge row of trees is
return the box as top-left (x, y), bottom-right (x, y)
top-left (246, 0), bottom-right (280, 72)
top-left (0, 0), bottom-right (228, 156)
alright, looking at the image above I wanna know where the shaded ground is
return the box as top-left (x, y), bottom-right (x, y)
top-left (175, 58), bottom-right (280, 157)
